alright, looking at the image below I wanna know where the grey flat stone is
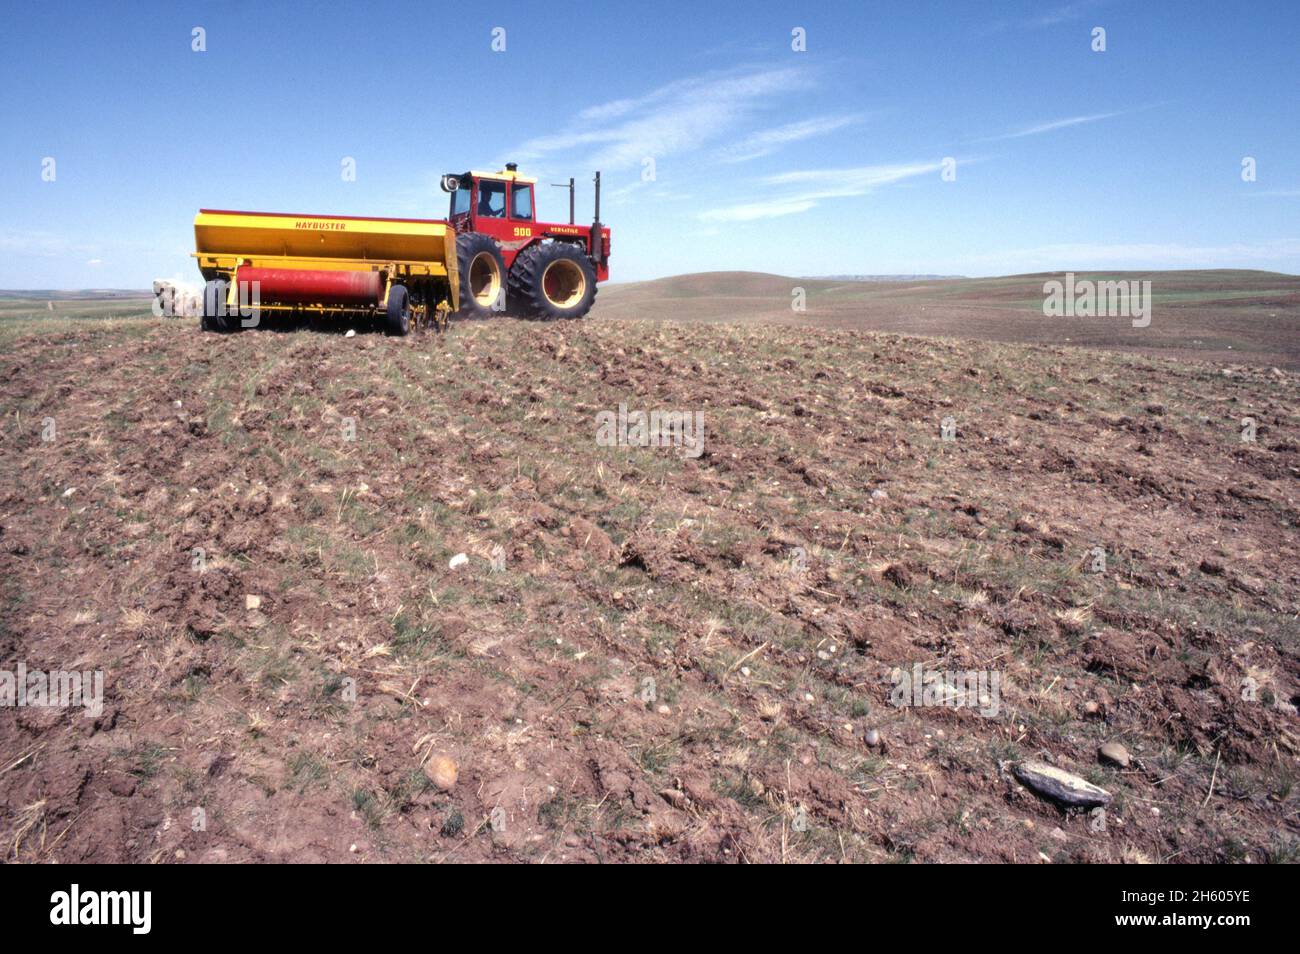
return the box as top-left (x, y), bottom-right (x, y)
top-left (1014, 760), bottom-right (1112, 808)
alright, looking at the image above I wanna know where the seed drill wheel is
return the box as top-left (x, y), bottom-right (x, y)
top-left (385, 284), bottom-right (411, 336)
top-left (454, 233), bottom-right (506, 319)
top-left (200, 279), bottom-right (235, 333)
top-left (508, 242), bottom-right (597, 320)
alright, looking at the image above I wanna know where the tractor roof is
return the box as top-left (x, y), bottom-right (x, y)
top-left (469, 168), bottom-right (538, 185)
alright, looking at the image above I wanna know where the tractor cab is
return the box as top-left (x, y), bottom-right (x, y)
top-left (442, 165), bottom-right (536, 242)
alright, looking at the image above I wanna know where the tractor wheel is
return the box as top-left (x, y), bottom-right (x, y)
top-left (508, 243), bottom-right (597, 321)
top-left (201, 279), bottom-right (234, 333)
top-left (385, 284), bottom-right (411, 336)
top-left (455, 233), bottom-right (505, 319)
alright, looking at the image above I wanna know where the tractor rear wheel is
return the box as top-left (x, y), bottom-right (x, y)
top-left (385, 284), bottom-right (411, 336)
top-left (201, 279), bottom-right (234, 332)
top-left (508, 243), bottom-right (597, 320)
top-left (454, 233), bottom-right (505, 319)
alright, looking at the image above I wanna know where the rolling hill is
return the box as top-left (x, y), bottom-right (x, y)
top-left (594, 269), bottom-right (1300, 369)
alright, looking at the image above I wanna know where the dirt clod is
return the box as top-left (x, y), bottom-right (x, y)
top-left (424, 755), bottom-right (459, 791)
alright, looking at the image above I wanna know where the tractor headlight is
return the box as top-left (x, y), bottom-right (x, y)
top-left (440, 175), bottom-right (460, 193)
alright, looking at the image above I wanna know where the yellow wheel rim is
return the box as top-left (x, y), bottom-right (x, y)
top-left (542, 259), bottom-right (586, 308)
top-left (470, 252), bottom-right (501, 307)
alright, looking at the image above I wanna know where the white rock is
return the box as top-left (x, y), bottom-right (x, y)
top-left (345, 329), bottom-right (356, 338)
top-left (1014, 761), bottom-right (1112, 808)
top-left (448, 553), bottom-right (469, 569)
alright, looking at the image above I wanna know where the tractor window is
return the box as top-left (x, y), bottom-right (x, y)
top-left (511, 184), bottom-right (533, 220)
top-left (451, 187), bottom-right (470, 217)
top-left (476, 180), bottom-right (506, 218)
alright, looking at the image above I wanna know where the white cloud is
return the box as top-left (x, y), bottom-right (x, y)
top-left (604, 181), bottom-right (644, 201)
top-left (715, 113), bottom-right (864, 163)
top-left (699, 160), bottom-right (946, 222)
top-left (972, 111), bottom-right (1123, 142)
top-left (1026, 2), bottom-right (1094, 28)
top-left (761, 162), bottom-right (944, 189)
top-left (979, 2), bottom-right (1097, 35)
top-left (511, 66), bottom-right (814, 171)
top-left (698, 197), bottom-right (821, 222)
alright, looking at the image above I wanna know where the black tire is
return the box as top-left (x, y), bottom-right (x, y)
top-left (201, 279), bottom-right (234, 333)
top-left (455, 233), bottom-right (506, 319)
top-left (385, 284), bottom-right (411, 336)
top-left (508, 242), bottom-right (597, 321)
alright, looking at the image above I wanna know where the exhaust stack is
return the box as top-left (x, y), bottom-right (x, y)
top-left (590, 171), bottom-right (605, 265)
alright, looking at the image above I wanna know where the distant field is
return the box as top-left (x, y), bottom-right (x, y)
top-left (594, 269), bottom-right (1300, 370)
top-left (0, 289), bottom-right (153, 301)
top-left (0, 292), bottom-right (155, 341)
top-left (7, 271), bottom-right (1297, 369)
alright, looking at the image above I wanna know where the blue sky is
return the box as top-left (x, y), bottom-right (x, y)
top-left (1, 0), bottom-right (1297, 287)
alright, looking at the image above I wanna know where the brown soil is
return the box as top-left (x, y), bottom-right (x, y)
top-left (1, 314), bottom-right (1296, 863)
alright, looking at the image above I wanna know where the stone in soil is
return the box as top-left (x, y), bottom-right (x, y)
top-left (1014, 760), bottom-right (1112, 808)
top-left (1098, 742), bottom-right (1131, 768)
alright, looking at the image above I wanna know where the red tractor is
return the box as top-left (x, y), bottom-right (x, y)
top-left (442, 164), bottom-right (611, 321)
